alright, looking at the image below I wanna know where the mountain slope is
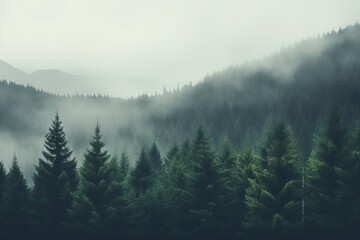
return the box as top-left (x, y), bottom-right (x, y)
top-left (0, 62), bottom-right (98, 96)
top-left (0, 60), bottom-right (29, 85)
top-left (1, 24), bottom-right (360, 179)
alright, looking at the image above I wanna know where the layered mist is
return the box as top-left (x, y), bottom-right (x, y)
top-left (1, 24), bottom-right (360, 181)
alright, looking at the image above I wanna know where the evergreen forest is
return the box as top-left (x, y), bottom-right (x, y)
top-left (1, 24), bottom-right (360, 240)
top-left (0, 106), bottom-right (359, 240)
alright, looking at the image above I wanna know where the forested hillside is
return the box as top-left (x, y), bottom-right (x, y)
top-left (0, 107), bottom-right (359, 240)
top-left (1, 24), bottom-right (360, 178)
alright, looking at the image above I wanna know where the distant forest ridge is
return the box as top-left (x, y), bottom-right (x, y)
top-left (0, 24), bottom-right (360, 177)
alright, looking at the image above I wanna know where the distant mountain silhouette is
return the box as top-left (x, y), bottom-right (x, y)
top-left (0, 61), bottom-right (97, 95)
top-left (0, 59), bottom-right (29, 85)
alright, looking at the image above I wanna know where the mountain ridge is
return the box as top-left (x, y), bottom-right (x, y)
top-left (1, 24), bottom-right (360, 180)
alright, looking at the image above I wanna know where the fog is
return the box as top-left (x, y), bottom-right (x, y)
top-left (1, 24), bottom-right (360, 184)
top-left (1, 0), bottom-right (360, 97)
top-left (0, 1), bottom-right (360, 183)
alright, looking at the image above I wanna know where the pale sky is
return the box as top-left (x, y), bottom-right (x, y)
top-left (0, 0), bottom-right (360, 97)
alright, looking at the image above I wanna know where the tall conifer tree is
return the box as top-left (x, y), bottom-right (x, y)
top-left (337, 120), bottom-right (360, 239)
top-left (32, 112), bottom-right (77, 231)
top-left (119, 152), bottom-right (130, 182)
top-left (243, 122), bottom-right (302, 239)
top-left (306, 106), bottom-right (347, 239)
top-left (70, 123), bottom-right (125, 237)
top-left (187, 127), bottom-right (224, 239)
top-left (3, 156), bottom-right (29, 237)
top-left (148, 143), bottom-right (163, 173)
top-left (0, 160), bottom-right (6, 232)
top-left (131, 148), bottom-right (153, 196)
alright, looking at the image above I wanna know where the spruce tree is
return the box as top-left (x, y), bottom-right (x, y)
top-left (131, 148), bottom-right (153, 196)
top-left (337, 120), bottom-right (360, 239)
top-left (0, 160), bottom-right (6, 231)
top-left (305, 106), bottom-right (347, 239)
top-left (163, 143), bottom-right (192, 239)
top-left (119, 152), bottom-right (130, 182)
top-left (181, 138), bottom-right (191, 166)
top-left (70, 123), bottom-right (125, 237)
top-left (126, 148), bottom-right (158, 239)
top-left (0, 161), bottom-right (5, 206)
top-left (148, 143), bottom-right (163, 173)
top-left (165, 144), bottom-right (180, 166)
top-left (32, 112), bottom-right (77, 231)
top-left (218, 139), bottom-right (246, 235)
top-left (243, 122), bottom-right (302, 239)
top-left (3, 156), bottom-right (29, 237)
top-left (186, 127), bottom-right (224, 239)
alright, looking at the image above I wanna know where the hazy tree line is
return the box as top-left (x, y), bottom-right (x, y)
top-left (0, 107), bottom-right (359, 240)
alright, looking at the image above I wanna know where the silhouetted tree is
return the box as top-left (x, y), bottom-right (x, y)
top-left (32, 112), bottom-right (77, 235)
top-left (119, 152), bottom-right (130, 182)
top-left (0, 160), bottom-right (6, 232)
top-left (69, 123), bottom-right (125, 238)
top-left (131, 148), bottom-right (153, 196)
top-left (148, 143), bottom-right (163, 173)
top-left (2, 156), bottom-right (29, 238)
top-left (186, 127), bottom-right (224, 240)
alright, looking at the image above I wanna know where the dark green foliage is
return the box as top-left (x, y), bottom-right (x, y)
top-left (119, 152), bottom-right (130, 182)
top-left (337, 120), bottom-right (360, 239)
top-left (0, 160), bottom-right (6, 232)
top-left (148, 143), bottom-right (163, 173)
top-left (131, 148), bottom-right (153, 196)
top-left (69, 123), bottom-right (126, 237)
top-left (162, 143), bottom-right (192, 239)
top-left (186, 128), bottom-right (224, 239)
top-left (165, 144), bottom-right (180, 166)
top-left (0, 161), bottom-right (5, 206)
top-left (2, 156), bottom-right (29, 237)
top-left (181, 139), bottom-right (191, 165)
top-left (243, 122), bottom-right (302, 239)
top-left (1, 113), bottom-right (360, 239)
top-left (218, 139), bottom-right (247, 235)
top-left (306, 106), bottom-right (347, 238)
top-left (32, 112), bottom-right (77, 231)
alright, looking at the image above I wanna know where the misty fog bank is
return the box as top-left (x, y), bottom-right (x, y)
top-left (1, 24), bottom-right (360, 182)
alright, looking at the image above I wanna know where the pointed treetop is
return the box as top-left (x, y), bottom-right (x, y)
top-left (324, 104), bottom-right (346, 148)
top-left (148, 142), bottom-right (163, 171)
top-left (10, 154), bottom-right (19, 170)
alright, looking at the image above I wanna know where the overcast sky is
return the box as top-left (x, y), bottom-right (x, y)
top-left (0, 0), bottom-right (360, 97)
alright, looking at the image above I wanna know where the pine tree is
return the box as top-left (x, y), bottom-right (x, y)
top-left (218, 139), bottom-right (246, 235)
top-left (70, 123), bottom-right (125, 237)
top-left (186, 127), bottom-right (224, 239)
top-left (337, 120), bottom-right (360, 239)
top-left (165, 144), bottom-right (180, 166)
top-left (0, 160), bottom-right (6, 231)
top-left (162, 143), bottom-right (192, 239)
top-left (126, 148), bottom-right (160, 239)
top-left (2, 155), bottom-right (29, 237)
top-left (32, 112), bottom-right (77, 232)
top-left (131, 148), bottom-right (153, 196)
top-left (305, 106), bottom-right (347, 239)
top-left (119, 152), bottom-right (130, 182)
top-left (181, 138), bottom-right (191, 166)
top-left (0, 161), bottom-right (5, 206)
top-left (243, 122), bottom-right (302, 239)
top-left (148, 143), bottom-right (163, 173)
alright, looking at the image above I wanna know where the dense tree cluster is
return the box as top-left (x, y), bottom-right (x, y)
top-left (0, 109), bottom-right (359, 240)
